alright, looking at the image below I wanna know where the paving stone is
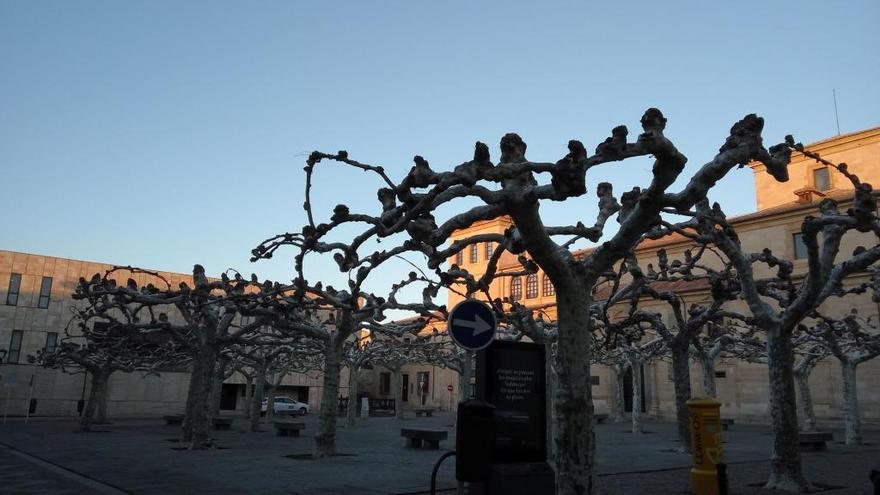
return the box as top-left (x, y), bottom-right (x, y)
top-left (0, 414), bottom-right (878, 494)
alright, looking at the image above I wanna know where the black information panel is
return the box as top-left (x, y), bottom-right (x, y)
top-left (475, 340), bottom-right (546, 463)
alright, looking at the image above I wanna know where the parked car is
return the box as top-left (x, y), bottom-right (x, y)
top-left (261, 396), bottom-right (309, 416)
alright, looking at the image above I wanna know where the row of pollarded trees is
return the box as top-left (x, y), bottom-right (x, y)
top-left (437, 234), bottom-right (879, 457)
top-left (31, 261), bottom-right (448, 455)
top-left (308, 110), bottom-right (879, 493)
top-left (794, 310), bottom-right (880, 445)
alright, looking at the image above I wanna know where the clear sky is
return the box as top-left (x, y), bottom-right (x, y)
top-left (2, 1), bottom-right (879, 296)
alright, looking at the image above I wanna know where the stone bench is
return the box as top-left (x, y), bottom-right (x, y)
top-left (414, 408), bottom-right (435, 417)
top-left (401, 428), bottom-right (448, 450)
top-left (799, 431), bottom-right (833, 451)
top-left (164, 415), bottom-right (184, 426)
top-left (370, 409), bottom-right (395, 417)
top-left (720, 418), bottom-right (734, 431)
top-left (211, 417), bottom-right (234, 431)
top-left (595, 413), bottom-right (608, 424)
top-left (273, 421), bottom-right (306, 437)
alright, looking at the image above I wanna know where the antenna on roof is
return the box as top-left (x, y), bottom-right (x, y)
top-left (832, 88), bottom-right (841, 136)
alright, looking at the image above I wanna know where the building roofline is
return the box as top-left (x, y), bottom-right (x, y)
top-left (1, 248), bottom-right (197, 279)
top-left (749, 126), bottom-right (880, 171)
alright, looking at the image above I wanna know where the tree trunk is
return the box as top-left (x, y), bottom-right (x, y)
top-left (80, 368), bottom-right (110, 432)
top-left (243, 376), bottom-right (254, 419)
top-left (670, 343), bottom-right (692, 452)
top-left (794, 371), bottom-right (816, 433)
top-left (700, 356), bottom-right (717, 398)
top-left (393, 368), bottom-right (404, 420)
top-left (553, 289), bottom-right (595, 495)
top-left (629, 358), bottom-right (643, 435)
top-left (96, 368), bottom-right (112, 424)
top-left (181, 345), bottom-right (218, 450)
top-left (793, 352), bottom-right (822, 434)
top-left (265, 384), bottom-right (277, 423)
top-left (346, 364), bottom-right (359, 428)
top-left (249, 365), bottom-right (267, 432)
top-left (314, 338), bottom-right (343, 457)
top-left (764, 329), bottom-right (809, 491)
top-left (840, 361), bottom-right (861, 445)
top-left (611, 363), bottom-right (625, 423)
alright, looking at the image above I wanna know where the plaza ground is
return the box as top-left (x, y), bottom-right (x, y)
top-left (0, 412), bottom-right (878, 494)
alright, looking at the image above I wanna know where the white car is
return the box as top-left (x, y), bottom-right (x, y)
top-left (261, 396), bottom-right (309, 416)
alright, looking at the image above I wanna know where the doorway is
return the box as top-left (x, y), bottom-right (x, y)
top-left (220, 384), bottom-right (240, 410)
top-left (623, 365), bottom-right (647, 413)
top-left (401, 374), bottom-right (409, 402)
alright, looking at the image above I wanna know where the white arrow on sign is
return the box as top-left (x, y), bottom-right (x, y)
top-left (453, 314), bottom-right (493, 336)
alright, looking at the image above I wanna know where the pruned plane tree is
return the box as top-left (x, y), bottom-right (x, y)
top-left (32, 268), bottom-right (188, 432)
top-left (295, 109), bottom-right (795, 494)
top-left (251, 217), bottom-right (447, 457)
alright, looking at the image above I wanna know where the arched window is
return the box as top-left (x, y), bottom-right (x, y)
top-left (510, 277), bottom-right (522, 301)
top-left (526, 274), bottom-right (538, 299)
top-left (543, 275), bottom-right (555, 296)
top-left (469, 243), bottom-right (479, 264)
top-left (485, 242), bottom-right (494, 259)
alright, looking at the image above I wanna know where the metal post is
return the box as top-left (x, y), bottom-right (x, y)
top-left (716, 463), bottom-right (728, 495)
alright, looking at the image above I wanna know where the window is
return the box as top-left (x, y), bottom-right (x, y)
top-left (7, 330), bottom-right (23, 363)
top-left (454, 251), bottom-right (463, 266)
top-left (469, 244), bottom-right (478, 264)
top-left (590, 376), bottom-right (600, 386)
top-left (485, 242), bottom-right (494, 259)
top-left (380, 372), bottom-right (391, 395)
top-left (714, 370), bottom-right (727, 379)
top-left (6, 273), bottom-right (21, 306)
top-left (510, 277), bottom-right (522, 301)
top-left (525, 274), bottom-right (538, 299)
top-left (45, 332), bottom-right (58, 354)
top-left (793, 233), bottom-right (808, 260)
top-left (240, 315), bottom-right (254, 327)
top-left (38, 277), bottom-right (52, 308)
top-left (813, 167), bottom-right (831, 191)
top-left (542, 275), bottom-right (555, 296)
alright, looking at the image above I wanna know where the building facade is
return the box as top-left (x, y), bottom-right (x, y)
top-left (0, 252), bottom-right (343, 418)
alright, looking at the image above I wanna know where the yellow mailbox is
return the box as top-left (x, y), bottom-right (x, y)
top-left (687, 397), bottom-right (723, 495)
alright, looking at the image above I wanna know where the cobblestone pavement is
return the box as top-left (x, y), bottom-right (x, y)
top-left (0, 413), bottom-right (877, 494)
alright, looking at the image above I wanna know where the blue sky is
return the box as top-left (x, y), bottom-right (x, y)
top-left (2, 1), bottom-right (878, 296)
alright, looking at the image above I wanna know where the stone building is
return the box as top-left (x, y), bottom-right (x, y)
top-left (381, 126), bottom-right (880, 424)
top-left (0, 253), bottom-right (340, 418)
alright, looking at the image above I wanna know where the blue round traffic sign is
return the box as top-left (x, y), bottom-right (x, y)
top-left (447, 299), bottom-right (497, 351)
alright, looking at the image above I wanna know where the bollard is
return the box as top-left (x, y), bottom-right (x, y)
top-left (716, 463), bottom-right (728, 495)
top-left (687, 397), bottom-right (723, 495)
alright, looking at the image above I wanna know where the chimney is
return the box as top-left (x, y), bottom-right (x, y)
top-left (793, 187), bottom-right (826, 204)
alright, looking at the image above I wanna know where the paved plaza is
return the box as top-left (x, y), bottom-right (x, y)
top-left (0, 412), bottom-right (878, 494)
